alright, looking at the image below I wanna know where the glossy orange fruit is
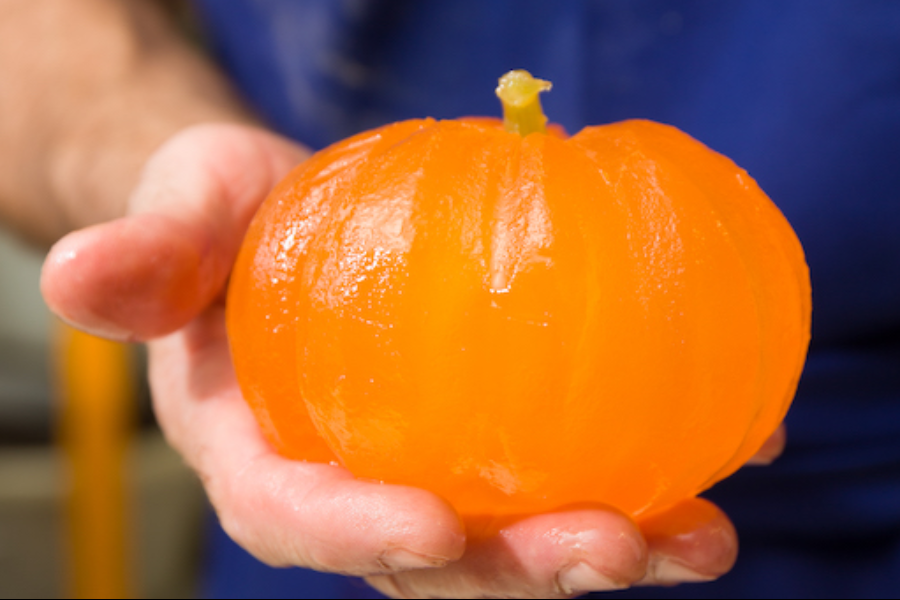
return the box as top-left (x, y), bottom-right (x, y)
top-left (227, 72), bottom-right (811, 524)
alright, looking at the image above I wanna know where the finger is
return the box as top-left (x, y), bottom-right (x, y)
top-left (636, 497), bottom-right (738, 586)
top-left (148, 305), bottom-right (465, 575)
top-left (745, 424), bottom-right (787, 466)
top-left (40, 213), bottom-right (219, 340)
top-left (41, 123), bottom-right (309, 341)
top-left (367, 507), bottom-right (649, 598)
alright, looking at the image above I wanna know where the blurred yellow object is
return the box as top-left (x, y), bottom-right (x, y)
top-left (54, 322), bottom-right (134, 599)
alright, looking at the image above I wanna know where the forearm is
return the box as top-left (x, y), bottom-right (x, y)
top-left (0, 0), bottom-right (254, 244)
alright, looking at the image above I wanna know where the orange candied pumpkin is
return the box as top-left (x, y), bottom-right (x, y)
top-left (226, 70), bottom-right (811, 523)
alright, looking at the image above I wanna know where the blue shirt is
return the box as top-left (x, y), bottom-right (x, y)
top-left (192, 1), bottom-right (900, 597)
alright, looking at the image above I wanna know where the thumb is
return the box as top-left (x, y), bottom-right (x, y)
top-left (41, 123), bottom-right (309, 341)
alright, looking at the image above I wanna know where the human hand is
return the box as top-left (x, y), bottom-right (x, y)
top-left (41, 122), bottom-right (779, 598)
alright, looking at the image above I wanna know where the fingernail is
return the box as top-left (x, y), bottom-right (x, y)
top-left (652, 557), bottom-right (715, 584)
top-left (378, 548), bottom-right (449, 572)
top-left (56, 313), bottom-right (135, 343)
top-left (558, 562), bottom-right (628, 594)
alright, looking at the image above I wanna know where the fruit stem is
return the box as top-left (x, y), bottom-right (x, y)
top-left (496, 70), bottom-right (552, 136)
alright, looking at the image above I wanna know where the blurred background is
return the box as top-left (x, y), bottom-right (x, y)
top-left (0, 226), bottom-right (206, 599)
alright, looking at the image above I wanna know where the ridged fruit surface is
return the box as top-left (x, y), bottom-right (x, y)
top-left (226, 117), bottom-right (811, 522)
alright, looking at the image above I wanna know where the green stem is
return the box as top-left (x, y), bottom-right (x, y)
top-left (495, 70), bottom-right (552, 136)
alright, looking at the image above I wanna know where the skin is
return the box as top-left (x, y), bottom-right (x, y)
top-left (3, 1), bottom-right (781, 596)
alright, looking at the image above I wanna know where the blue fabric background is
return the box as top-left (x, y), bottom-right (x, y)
top-left (191, 1), bottom-right (900, 597)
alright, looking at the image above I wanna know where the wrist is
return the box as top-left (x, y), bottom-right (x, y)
top-left (49, 88), bottom-right (253, 238)
top-left (48, 57), bottom-right (255, 241)
top-left (0, 0), bottom-right (257, 244)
